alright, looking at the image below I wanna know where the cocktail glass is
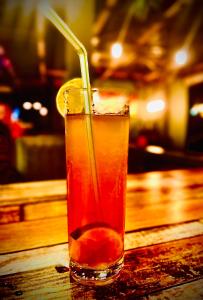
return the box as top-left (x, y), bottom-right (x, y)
top-left (64, 88), bottom-right (129, 285)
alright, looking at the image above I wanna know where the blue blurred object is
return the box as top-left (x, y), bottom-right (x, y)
top-left (11, 107), bottom-right (20, 121)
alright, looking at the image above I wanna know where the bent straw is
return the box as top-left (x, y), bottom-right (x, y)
top-left (40, 3), bottom-right (100, 205)
top-left (41, 5), bottom-right (91, 112)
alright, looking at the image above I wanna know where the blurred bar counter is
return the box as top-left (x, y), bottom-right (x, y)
top-left (15, 135), bottom-right (66, 181)
top-left (12, 135), bottom-right (203, 182)
top-left (128, 145), bottom-right (203, 173)
top-left (0, 169), bottom-right (203, 298)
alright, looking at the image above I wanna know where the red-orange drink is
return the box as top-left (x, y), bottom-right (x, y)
top-left (65, 102), bottom-right (129, 285)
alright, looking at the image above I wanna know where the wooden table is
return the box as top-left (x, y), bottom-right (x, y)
top-left (0, 169), bottom-right (203, 299)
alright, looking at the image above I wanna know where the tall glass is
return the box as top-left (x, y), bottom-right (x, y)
top-left (64, 88), bottom-right (129, 285)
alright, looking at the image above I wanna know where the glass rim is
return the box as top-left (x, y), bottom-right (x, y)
top-left (63, 88), bottom-right (129, 116)
top-left (63, 87), bottom-right (98, 94)
top-left (65, 105), bottom-right (129, 116)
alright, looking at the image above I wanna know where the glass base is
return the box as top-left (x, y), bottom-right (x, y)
top-left (69, 256), bottom-right (123, 286)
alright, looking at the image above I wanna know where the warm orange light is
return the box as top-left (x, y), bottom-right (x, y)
top-left (190, 103), bottom-right (203, 116)
top-left (146, 145), bottom-right (165, 154)
top-left (129, 102), bottom-right (137, 116)
top-left (39, 107), bottom-right (48, 116)
top-left (23, 102), bottom-right (32, 110)
top-left (111, 42), bottom-right (123, 59)
top-left (91, 52), bottom-right (101, 65)
top-left (91, 36), bottom-right (100, 47)
top-left (33, 102), bottom-right (42, 110)
top-left (93, 93), bottom-right (127, 114)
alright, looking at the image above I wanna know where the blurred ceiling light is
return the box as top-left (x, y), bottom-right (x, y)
top-left (190, 103), bottom-right (203, 116)
top-left (33, 102), bottom-right (42, 110)
top-left (91, 36), bottom-right (100, 47)
top-left (174, 49), bottom-right (188, 66)
top-left (91, 52), bottom-right (101, 65)
top-left (151, 46), bottom-right (163, 56)
top-left (39, 107), bottom-right (48, 116)
top-left (146, 145), bottom-right (165, 154)
top-left (190, 107), bottom-right (198, 116)
top-left (146, 99), bottom-right (165, 113)
top-left (37, 40), bottom-right (45, 58)
top-left (111, 42), bottom-right (123, 59)
top-left (23, 102), bottom-right (32, 110)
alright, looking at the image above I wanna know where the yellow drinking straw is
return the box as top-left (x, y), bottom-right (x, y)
top-left (40, 2), bottom-right (100, 205)
top-left (41, 5), bottom-right (91, 112)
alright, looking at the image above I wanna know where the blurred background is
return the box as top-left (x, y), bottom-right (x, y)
top-left (0, 0), bottom-right (203, 183)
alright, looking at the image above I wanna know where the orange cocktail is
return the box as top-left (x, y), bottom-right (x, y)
top-left (65, 107), bottom-right (129, 285)
top-left (44, 3), bottom-right (129, 285)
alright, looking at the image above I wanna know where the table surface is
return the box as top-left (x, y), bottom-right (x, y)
top-left (0, 168), bottom-right (203, 299)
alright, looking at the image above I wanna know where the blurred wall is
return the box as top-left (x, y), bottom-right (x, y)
top-left (138, 86), bottom-right (167, 133)
top-left (64, 0), bottom-right (95, 78)
top-left (15, 135), bottom-right (66, 181)
top-left (129, 84), bottom-right (167, 144)
top-left (129, 80), bottom-right (189, 150)
top-left (167, 79), bottom-right (189, 149)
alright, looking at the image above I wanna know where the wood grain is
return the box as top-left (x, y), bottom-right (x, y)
top-left (0, 216), bottom-right (67, 254)
top-left (0, 169), bottom-right (203, 298)
top-left (1, 189), bottom-right (203, 254)
top-left (2, 187), bottom-right (203, 225)
top-left (0, 180), bottom-right (66, 206)
top-left (1, 221), bottom-right (203, 276)
top-left (1, 168), bottom-right (203, 207)
top-left (126, 194), bottom-right (203, 232)
top-left (0, 235), bottom-right (202, 299)
top-left (23, 200), bottom-right (67, 221)
top-left (0, 169), bottom-right (202, 229)
top-left (148, 279), bottom-right (203, 300)
top-left (0, 189), bottom-right (203, 226)
top-left (0, 206), bottom-right (20, 224)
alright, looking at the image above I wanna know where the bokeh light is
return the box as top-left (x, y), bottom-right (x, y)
top-left (174, 49), bottom-right (188, 66)
top-left (146, 99), bottom-right (165, 113)
top-left (39, 107), bottom-right (48, 116)
top-left (33, 102), bottom-right (42, 110)
top-left (111, 42), bottom-right (123, 59)
top-left (23, 102), bottom-right (32, 110)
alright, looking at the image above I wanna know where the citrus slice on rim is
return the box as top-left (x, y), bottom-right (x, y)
top-left (56, 77), bottom-right (83, 116)
top-left (70, 227), bottom-right (123, 269)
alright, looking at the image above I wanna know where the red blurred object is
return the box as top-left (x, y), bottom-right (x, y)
top-left (10, 121), bottom-right (25, 139)
top-left (136, 134), bottom-right (148, 149)
top-left (0, 102), bottom-right (25, 138)
top-left (0, 102), bottom-right (11, 126)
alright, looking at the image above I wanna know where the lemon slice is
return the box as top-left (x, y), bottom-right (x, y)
top-left (56, 78), bottom-right (83, 116)
top-left (70, 227), bottom-right (123, 268)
